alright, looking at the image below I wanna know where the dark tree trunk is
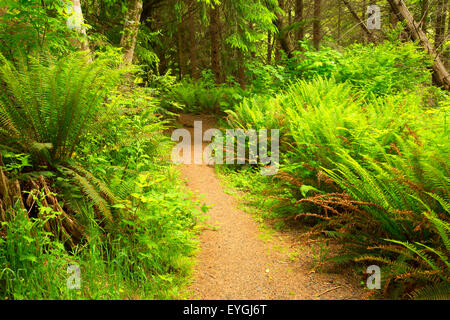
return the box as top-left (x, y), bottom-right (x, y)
top-left (267, 31), bottom-right (273, 64)
top-left (177, 21), bottom-right (187, 79)
top-left (189, 19), bottom-right (199, 80)
top-left (237, 50), bottom-right (245, 89)
top-left (313, 0), bottom-right (321, 49)
top-left (338, 0), bottom-right (342, 45)
top-left (209, 4), bottom-right (222, 84)
top-left (275, 40), bottom-right (282, 63)
top-left (185, 0), bottom-right (199, 80)
top-left (295, 0), bottom-right (304, 48)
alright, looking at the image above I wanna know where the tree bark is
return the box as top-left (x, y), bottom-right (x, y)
top-left (337, 0), bottom-right (342, 45)
top-left (209, 4), bottom-right (222, 84)
top-left (275, 40), bottom-right (282, 63)
top-left (274, 0), bottom-right (294, 58)
top-left (177, 21), bottom-right (187, 79)
top-left (387, 0), bottom-right (450, 90)
top-left (435, 0), bottom-right (448, 52)
top-left (313, 0), bottom-right (321, 49)
top-left (66, 0), bottom-right (89, 51)
top-left (361, 0), bottom-right (367, 43)
top-left (188, 4), bottom-right (199, 81)
top-left (267, 31), bottom-right (273, 64)
top-left (295, 0), bottom-right (304, 48)
top-left (120, 0), bottom-right (143, 66)
top-left (237, 50), bottom-right (245, 89)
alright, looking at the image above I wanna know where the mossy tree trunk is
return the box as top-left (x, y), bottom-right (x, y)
top-left (120, 0), bottom-right (143, 66)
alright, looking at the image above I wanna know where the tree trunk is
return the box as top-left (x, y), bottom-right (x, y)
top-left (361, 0), bottom-right (367, 43)
top-left (209, 4), bottom-right (222, 84)
top-left (421, 0), bottom-right (429, 31)
top-left (435, 0), bottom-right (449, 72)
top-left (390, 9), bottom-right (398, 28)
top-left (267, 31), bottom-right (273, 64)
top-left (237, 50), bottom-right (245, 89)
top-left (295, 0), bottom-right (304, 48)
top-left (313, 0), bottom-right (321, 49)
top-left (387, 0), bottom-right (450, 90)
top-left (177, 21), bottom-right (187, 79)
top-left (66, 0), bottom-right (89, 51)
top-left (120, 0), bottom-right (143, 66)
top-left (188, 7), bottom-right (199, 81)
top-left (447, 3), bottom-right (450, 69)
top-left (341, 0), bottom-right (376, 43)
top-left (249, 23), bottom-right (256, 59)
top-left (275, 0), bottom-right (294, 58)
top-left (435, 0), bottom-right (448, 52)
top-left (338, 0), bottom-right (342, 45)
top-left (275, 40), bottom-right (282, 63)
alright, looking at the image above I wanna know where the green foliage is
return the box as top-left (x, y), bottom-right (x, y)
top-left (0, 152), bottom-right (32, 177)
top-left (336, 41), bottom-right (433, 96)
top-left (284, 41), bottom-right (433, 96)
top-left (0, 168), bottom-right (201, 299)
top-left (0, 77), bottom-right (202, 299)
top-left (135, 25), bottom-right (161, 70)
top-left (244, 60), bottom-right (286, 95)
top-left (0, 51), bottom-right (125, 166)
top-left (0, 0), bottom-right (85, 59)
top-left (222, 0), bottom-right (278, 54)
top-left (0, 36), bottom-right (203, 299)
top-left (286, 42), bottom-right (342, 81)
top-left (356, 208), bottom-right (450, 299)
top-left (225, 77), bottom-right (450, 298)
top-left (164, 76), bottom-right (245, 114)
top-left (1, 0), bottom-right (447, 301)
top-left (0, 203), bottom-right (79, 299)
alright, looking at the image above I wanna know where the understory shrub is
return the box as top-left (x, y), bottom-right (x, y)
top-left (284, 40), bottom-right (433, 96)
top-left (0, 52), bottom-right (203, 299)
top-left (163, 75), bottom-right (245, 114)
top-left (225, 77), bottom-right (449, 299)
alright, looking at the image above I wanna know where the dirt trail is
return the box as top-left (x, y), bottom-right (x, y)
top-left (176, 114), bottom-right (364, 300)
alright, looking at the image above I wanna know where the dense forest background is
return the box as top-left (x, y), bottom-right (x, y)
top-left (0, 0), bottom-right (448, 300)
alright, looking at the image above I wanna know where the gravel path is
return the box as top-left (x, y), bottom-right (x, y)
top-left (176, 114), bottom-right (364, 300)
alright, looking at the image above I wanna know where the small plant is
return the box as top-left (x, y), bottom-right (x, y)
top-left (164, 76), bottom-right (245, 114)
top-left (311, 241), bottom-right (331, 272)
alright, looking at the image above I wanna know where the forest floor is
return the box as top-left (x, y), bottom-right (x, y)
top-left (176, 114), bottom-right (366, 300)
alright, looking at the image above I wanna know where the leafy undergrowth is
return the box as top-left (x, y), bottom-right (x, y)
top-left (158, 72), bottom-right (246, 115)
top-left (0, 53), bottom-right (204, 300)
top-left (0, 170), bottom-right (201, 300)
top-left (223, 75), bottom-right (450, 299)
